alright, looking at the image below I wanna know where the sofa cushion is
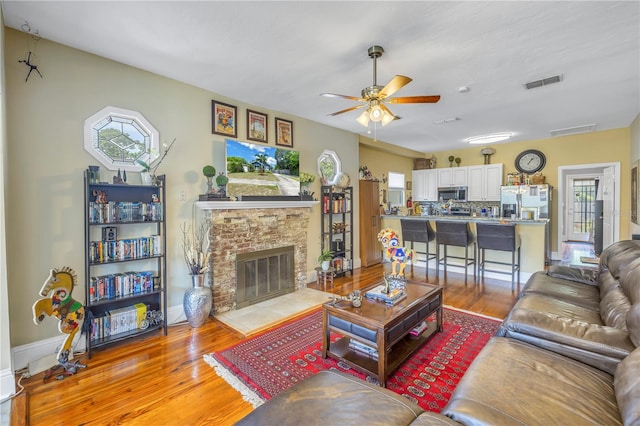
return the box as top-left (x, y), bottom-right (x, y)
top-left (441, 337), bottom-right (622, 425)
top-left (546, 265), bottom-right (599, 285)
top-left (521, 271), bottom-right (600, 309)
top-left (234, 370), bottom-right (425, 426)
top-left (600, 286), bottom-right (631, 330)
top-left (614, 347), bottom-right (640, 426)
top-left (600, 270), bottom-right (624, 297)
top-left (498, 293), bottom-right (635, 374)
top-left (599, 240), bottom-right (640, 279)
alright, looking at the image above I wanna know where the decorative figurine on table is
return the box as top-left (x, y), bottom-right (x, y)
top-left (329, 290), bottom-right (362, 307)
top-left (377, 228), bottom-right (414, 283)
top-left (32, 267), bottom-right (87, 380)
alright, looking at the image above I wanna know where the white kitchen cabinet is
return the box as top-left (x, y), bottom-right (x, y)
top-left (438, 166), bottom-right (468, 187)
top-left (467, 164), bottom-right (503, 201)
top-left (412, 169), bottom-right (438, 201)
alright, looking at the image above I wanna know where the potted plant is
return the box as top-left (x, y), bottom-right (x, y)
top-left (216, 172), bottom-right (229, 197)
top-left (299, 172), bottom-right (315, 198)
top-left (136, 138), bottom-right (177, 185)
top-left (318, 249), bottom-right (334, 271)
top-left (203, 165), bottom-right (216, 193)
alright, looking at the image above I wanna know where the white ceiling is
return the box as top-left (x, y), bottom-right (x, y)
top-left (3, 1), bottom-right (639, 153)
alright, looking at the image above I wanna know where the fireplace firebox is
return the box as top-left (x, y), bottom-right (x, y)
top-left (236, 246), bottom-right (295, 309)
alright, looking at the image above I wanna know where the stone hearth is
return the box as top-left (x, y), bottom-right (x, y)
top-left (196, 202), bottom-right (314, 314)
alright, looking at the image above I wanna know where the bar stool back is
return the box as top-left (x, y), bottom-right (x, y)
top-left (435, 221), bottom-right (476, 284)
top-left (476, 222), bottom-right (521, 290)
top-left (400, 219), bottom-right (436, 271)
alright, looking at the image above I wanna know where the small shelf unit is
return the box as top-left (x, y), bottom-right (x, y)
top-left (83, 170), bottom-right (168, 358)
top-left (320, 185), bottom-right (354, 277)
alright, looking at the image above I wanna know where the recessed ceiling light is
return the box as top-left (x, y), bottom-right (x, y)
top-left (524, 74), bottom-right (563, 90)
top-left (433, 117), bottom-right (460, 124)
top-left (465, 132), bottom-right (512, 144)
top-left (550, 123), bottom-right (596, 137)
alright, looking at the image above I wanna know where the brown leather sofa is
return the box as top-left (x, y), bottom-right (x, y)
top-left (497, 239), bottom-right (640, 374)
top-left (235, 240), bottom-right (640, 425)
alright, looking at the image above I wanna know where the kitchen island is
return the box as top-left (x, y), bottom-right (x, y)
top-left (382, 215), bottom-right (549, 284)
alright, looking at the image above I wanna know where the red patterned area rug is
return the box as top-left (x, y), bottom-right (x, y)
top-left (204, 307), bottom-right (500, 412)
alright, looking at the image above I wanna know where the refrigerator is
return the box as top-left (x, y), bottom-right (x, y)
top-left (500, 184), bottom-right (552, 220)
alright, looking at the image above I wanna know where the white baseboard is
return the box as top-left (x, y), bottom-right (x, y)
top-left (11, 332), bottom-right (86, 373)
top-left (0, 368), bottom-right (15, 401)
top-left (11, 335), bottom-right (65, 372)
top-left (166, 303), bottom-right (186, 325)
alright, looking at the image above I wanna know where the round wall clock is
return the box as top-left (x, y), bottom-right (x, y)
top-left (515, 149), bottom-right (546, 174)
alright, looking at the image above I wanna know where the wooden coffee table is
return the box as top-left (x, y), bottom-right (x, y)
top-left (321, 280), bottom-right (443, 387)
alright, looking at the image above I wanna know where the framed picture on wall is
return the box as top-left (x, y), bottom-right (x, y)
top-left (275, 117), bottom-right (293, 147)
top-left (247, 109), bottom-right (268, 143)
top-left (212, 100), bottom-right (237, 137)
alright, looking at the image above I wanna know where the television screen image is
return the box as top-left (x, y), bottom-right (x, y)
top-left (225, 139), bottom-right (300, 198)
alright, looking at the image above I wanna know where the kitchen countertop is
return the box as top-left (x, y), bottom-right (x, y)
top-left (382, 214), bottom-right (549, 224)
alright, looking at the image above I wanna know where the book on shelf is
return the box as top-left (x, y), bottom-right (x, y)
top-left (364, 285), bottom-right (407, 305)
top-left (88, 201), bottom-right (163, 224)
top-left (348, 339), bottom-right (379, 360)
top-left (322, 193), bottom-right (351, 214)
top-left (409, 320), bottom-right (428, 338)
top-left (89, 271), bottom-right (154, 303)
top-left (89, 235), bottom-right (162, 263)
top-left (91, 303), bottom-right (149, 341)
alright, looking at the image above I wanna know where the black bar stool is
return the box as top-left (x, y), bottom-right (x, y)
top-left (435, 221), bottom-right (476, 285)
top-left (400, 219), bottom-right (436, 272)
top-left (476, 222), bottom-right (521, 290)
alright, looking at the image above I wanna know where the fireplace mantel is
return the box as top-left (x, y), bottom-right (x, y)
top-left (195, 200), bottom-right (318, 210)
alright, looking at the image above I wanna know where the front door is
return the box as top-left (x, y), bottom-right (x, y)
top-left (566, 176), bottom-right (598, 242)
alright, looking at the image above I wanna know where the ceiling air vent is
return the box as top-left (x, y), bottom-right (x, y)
top-left (550, 123), bottom-right (596, 137)
top-left (524, 74), bottom-right (563, 90)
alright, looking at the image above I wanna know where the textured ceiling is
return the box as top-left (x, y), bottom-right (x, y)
top-left (3, 1), bottom-right (639, 153)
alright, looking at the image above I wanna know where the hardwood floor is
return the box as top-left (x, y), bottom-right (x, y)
top-left (12, 263), bottom-right (518, 426)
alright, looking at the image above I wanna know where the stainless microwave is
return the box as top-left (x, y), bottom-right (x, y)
top-left (437, 186), bottom-right (467, 202)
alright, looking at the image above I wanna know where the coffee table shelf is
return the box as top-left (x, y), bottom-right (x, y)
top-left (329, 319), bottom-right (439, 380)
top-left (322, 280), bottom-right (443, 387)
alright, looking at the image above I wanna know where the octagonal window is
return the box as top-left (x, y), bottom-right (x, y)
top-left (318, 150), bottom-right (341, 185)
top-left (84, 106), bottom-right (159, 172)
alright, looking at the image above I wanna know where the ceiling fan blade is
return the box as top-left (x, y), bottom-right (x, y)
top-left (327, 104), bottom-right (366, 116)
top-left (379, 75), bottom-right (412, 99)
top-left (320, 93), bottom-right (362, 101)
top-left (387, 95), bottom-right (441, 104)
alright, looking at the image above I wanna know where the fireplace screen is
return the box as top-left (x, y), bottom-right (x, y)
top-left (236, 246), bottom-right (295, 309)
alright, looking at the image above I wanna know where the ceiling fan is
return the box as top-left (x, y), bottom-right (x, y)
top-left (321, 45), bottom-right (441, 127)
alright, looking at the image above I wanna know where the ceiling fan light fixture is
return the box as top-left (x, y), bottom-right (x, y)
top-left (356, 110), bottom-right (370, 127)
top-left (465, 132), bottom-right (512, 144)
top-left (381, 111), bottom-right (395, 126)
top-left (369, 104), bottom-right (383, 122)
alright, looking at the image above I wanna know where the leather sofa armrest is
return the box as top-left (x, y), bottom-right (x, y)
top-left (546, 265), bottom-right (598, 285)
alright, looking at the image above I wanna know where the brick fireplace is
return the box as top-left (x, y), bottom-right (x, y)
top-left (196, 201), bottom-right (315, 314)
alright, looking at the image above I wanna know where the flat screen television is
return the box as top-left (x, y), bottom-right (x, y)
top-left (225, 139), bottom-right (301, 198)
